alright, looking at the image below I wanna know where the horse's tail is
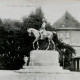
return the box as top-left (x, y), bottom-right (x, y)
top-left (52, 31), bottom-right (58, 43)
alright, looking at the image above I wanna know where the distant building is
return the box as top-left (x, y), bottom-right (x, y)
top-left (52, 11), bottom-right (80, 71)
top-left (53, 11), bottom-right (80, 56)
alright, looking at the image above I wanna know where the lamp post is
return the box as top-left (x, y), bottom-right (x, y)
top-left (63, 49), bottom-right (66, 69)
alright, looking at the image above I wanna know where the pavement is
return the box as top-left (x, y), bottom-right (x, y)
top-left (0, 68), bottom-right (80, 80)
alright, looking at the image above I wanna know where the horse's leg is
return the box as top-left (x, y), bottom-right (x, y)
top-left (33, 38), bottom-right (39, 49)
top-left (51, 39), bottom-right (55, 50)
top-left (46, 39), bottom-right (50, 50)
top-left (36, 41), bottom-right (39, 50)
top-left (33, 42), bottom-right (35, 49)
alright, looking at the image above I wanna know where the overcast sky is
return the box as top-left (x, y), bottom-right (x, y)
top-left (0, 0), bottom-right (80, 25)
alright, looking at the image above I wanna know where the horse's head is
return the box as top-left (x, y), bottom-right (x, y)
top-left (27, 28), bottom-right (32, 36)
top-left (27, 28), bottom-right (36, 36)
top-left (27, 28), bottom-right (40, 38)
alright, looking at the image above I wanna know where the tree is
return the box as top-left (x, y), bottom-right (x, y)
top-left (55, 39), bottom-right (76, 69)
top-left (45, 23), bottom-right (55, 31)
top-left (0, 18), bottom-right (25, 69)
top-left (22, 7), bottom-right (44, 30)
top-left (0, 29), bottom-right (25, 69)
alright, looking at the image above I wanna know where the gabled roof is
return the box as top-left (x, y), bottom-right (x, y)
top-left (53, 11), bottom-right (80, 29)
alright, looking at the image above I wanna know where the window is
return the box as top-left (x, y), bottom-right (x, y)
top-left (61, 24), bottom-right (65, 28)
top-left (60, 23), bottom-right (65, 28)
top-left (66, 32), bottom-right (70, 39)
top-left (65, 32), bottom-right (70, 44)
top-left (60, 33), bottom-right (63, 39)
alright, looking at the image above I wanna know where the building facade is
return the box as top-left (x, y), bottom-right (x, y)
top-left (53, 11), bottom-right (80, 71)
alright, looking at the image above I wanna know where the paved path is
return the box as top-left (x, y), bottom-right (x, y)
top-left (0, 70), bottom-right (80, 80)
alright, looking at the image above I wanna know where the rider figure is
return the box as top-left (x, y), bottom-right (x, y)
top-left (39, 18), bottom-right (47, 39)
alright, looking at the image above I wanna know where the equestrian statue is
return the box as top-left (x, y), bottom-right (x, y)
top-left (27, 18), bottom-right (56, 50)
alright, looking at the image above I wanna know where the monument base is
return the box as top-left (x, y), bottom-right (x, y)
top-left (29, 50), bottom-right (59, 66)
top-left (21, 50), bottom-right (70, 73)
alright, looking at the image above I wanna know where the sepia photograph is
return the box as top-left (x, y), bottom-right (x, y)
top-left (0, 0), bottom-right (80, 80)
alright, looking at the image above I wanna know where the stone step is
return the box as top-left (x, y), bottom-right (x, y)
top-left (22, 66), bottom-right (62, 71)
top-left (23, 66), bottom-right (62, 69)
top-left (18, 66), bottom-right (70, 73)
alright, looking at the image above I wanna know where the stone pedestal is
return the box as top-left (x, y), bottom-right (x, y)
top-left (21, 50), bottom-right (70, 73)
top-left (29, 50), bottom-right (59, 66)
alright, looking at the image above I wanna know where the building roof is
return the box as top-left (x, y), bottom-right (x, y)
top-left (52, 11), bottom-right (80, 29)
